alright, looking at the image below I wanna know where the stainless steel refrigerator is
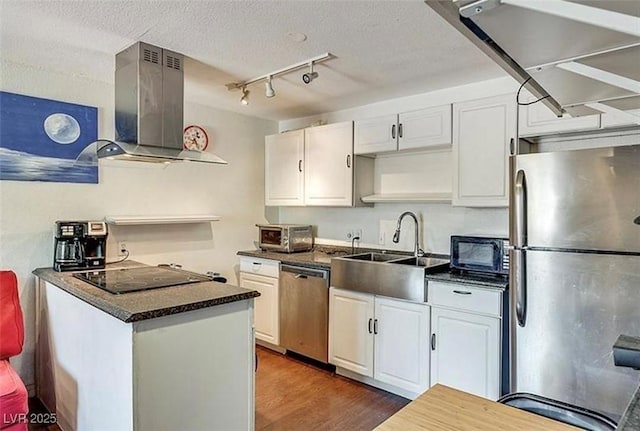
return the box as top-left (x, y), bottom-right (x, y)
top-left (510, 144), bottom-right (640, 421)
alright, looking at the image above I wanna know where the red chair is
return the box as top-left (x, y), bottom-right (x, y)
top-left (0, 271), bottom-right (28, 431)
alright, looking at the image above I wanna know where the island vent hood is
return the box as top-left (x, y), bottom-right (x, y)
top-left (97, 42), bottom-right (227, 164)
top-left (426, 0), bottom-right (640, 119)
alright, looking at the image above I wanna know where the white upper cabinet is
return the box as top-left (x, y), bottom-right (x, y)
top-left (452, 94), bottom-right (516, 207)
top-left (518, 92), bottom-right (600, 137)
top-left (354, 105), bottom-right (452, 155)
top-left (398, 105), bottom-right (452, 151)
top-left (266, 122), bottom-right (372, 207)
top-left (354, 114), bottom-right (398, 155)
top-left (265, 130), bottom-right (304, 206)
top-left (304, 121), bottom-right (355, 206)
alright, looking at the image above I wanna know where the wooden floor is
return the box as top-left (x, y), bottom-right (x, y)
top-left (256, 346), bottom-right (409, 431)
top-left (28, 346), bottom-right (409, 431)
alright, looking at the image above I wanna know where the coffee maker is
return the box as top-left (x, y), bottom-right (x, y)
top-left (53, 221), bottom-right (107, 272)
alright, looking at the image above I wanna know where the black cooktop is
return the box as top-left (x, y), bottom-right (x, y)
top-left (74, 266), bottom-right (211, 294)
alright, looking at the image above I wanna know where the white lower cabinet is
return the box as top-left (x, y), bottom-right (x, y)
top-left (329, 287), bottom-right (430, 397)
top-left (430, 307), bottom-right (500, 400)
top-left (239, 257), bottom-right (280, 346)
top-left (328, 288), bottom-right (374, 376)
top-left (373, 296), bottom-right (430, 394)
top-left (427, 280), bottom-right (502, 400)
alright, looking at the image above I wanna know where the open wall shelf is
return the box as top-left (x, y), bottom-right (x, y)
top-left (104, 215), bottom-right (221, 225)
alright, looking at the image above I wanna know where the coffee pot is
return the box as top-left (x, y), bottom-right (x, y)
top-left (53, 221), bottom-right (107, 272)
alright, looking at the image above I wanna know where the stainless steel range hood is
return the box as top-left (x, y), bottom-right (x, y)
top-left (97, 42), bottom-right (227, 164)
top-left (426, 0), bottom-right (640, 118)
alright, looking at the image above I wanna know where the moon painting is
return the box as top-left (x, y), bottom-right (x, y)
top-left (44, 113), bottom-right (81, 144)
top-left (0, 91), bottom-right (98, 183)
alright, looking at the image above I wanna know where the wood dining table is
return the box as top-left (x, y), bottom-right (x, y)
top-left (374, 384), bottom-right (581, 431)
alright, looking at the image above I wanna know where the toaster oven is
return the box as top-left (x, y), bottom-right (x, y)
top-left (257, 224), bottom-right (313, 253)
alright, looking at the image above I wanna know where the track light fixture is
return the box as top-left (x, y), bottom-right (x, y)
top-left (226, 52), bottom-right (333, 104)
top-left (302, 62), bottom-right (319, 85)
top-left (265, 76), bottom-right (275, 98)
top-left (240, 86), bottom-right (249, 105)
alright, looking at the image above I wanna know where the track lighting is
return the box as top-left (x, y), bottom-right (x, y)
top-left (265, 76), bottom-right (275, 98)
top-left (225, 52), bottom-right (333, 104)
top-left (302, 63), bottom-right (319, 85)
top-left (240, 87), bottom-right (249, 105)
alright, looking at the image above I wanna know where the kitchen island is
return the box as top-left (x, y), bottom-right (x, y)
top-left (33, 261), bottom-right (259, 431)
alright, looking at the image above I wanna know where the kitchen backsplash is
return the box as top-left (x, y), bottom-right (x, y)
top-left (276, 203), bottom-right (508, 255)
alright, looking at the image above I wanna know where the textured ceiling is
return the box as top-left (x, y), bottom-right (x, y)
top-left (0, 0), bottom-right (505, 121)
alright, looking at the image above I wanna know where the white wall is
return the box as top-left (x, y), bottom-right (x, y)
top-left (276, 77), bottom-right (517, 253)
top-left (278, 204), bottom-right (508, 255)
top-left (0, 49), bottom-right (277, 389)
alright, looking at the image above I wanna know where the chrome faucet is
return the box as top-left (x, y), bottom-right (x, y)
top-left (392, 211), bottom-right (424, 257)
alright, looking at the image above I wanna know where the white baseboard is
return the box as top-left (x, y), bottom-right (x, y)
top-left (335, 366), bottom-right (418, 400)
top-left (256, 339), bottom-right (286, 354)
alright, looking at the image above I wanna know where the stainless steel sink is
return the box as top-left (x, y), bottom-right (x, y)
top-left (390, 256), bottom-right (450, 272)
top-left (331, 253), bottom-right (450, 302)
top-left (340, 252), bottom-right (408, 262)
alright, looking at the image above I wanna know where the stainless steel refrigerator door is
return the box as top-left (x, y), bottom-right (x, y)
top-left (512, 249), bottom-right (640, 419)
top-left (515, 145), bottom-right (640, 253)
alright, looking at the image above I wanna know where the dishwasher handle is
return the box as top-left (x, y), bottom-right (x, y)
top-left (280, 264), bottom-right (328, 280)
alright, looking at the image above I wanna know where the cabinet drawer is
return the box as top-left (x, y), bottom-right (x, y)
top-left (239, 257), bottom-right (280, 278)
top-left (428, 281), bottom-right (501, 317)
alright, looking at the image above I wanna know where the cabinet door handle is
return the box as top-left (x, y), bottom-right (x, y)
top-left (346, 154), bottom-right (351, 168)
top-left (391, 124), bottom-right (396, 139)
top-left (373, 318), bottom-right (378, 335)
top-left (368, 318), bottom-right (373, 334)
top-left (509, 138), bottom-right (515, 155)
top-left (453, 290), bottom-right (472, 295)
top-left (398, 123), bottom-right (403, 138)
top-left (298, 159), bottom-right (303, 172)
top-left (431, 333), bottom-right (436, 350)
top-left (252, 262), bottom-right (262, 266)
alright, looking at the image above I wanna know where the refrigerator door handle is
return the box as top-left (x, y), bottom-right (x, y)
top-left (514, 248), bottom-right (527, 327)
top-left (514, 169), bottom-right (527, 248)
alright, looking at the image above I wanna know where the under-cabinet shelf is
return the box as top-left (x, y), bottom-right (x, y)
top-left (360, 193), bottom-right (452, 204)
top-left (104, 215), bottom-right (221, 225)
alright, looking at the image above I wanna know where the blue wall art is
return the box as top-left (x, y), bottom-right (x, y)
top-left (0, 91), bottom-right (98, 183)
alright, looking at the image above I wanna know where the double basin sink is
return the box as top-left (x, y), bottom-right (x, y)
top-left (330, 252), bottom-right (449, 302)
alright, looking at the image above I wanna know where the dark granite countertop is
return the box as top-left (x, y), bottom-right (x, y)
top-left (238, 248), bottom-right (338, 270)
top-left (239, 247), bottom-right (507, 291)
top-left (238, 245), bottom-right (413, 270)
top-left (33, 261), bottom-right (260, 323)
top-left (425, 270), bottom-right (509, 290)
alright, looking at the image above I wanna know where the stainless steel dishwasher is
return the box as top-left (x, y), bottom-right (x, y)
top-left (279, 264), bottom-right (329, 363)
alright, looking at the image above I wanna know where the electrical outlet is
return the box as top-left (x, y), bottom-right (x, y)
top-left (118, 241), bottom-right (128, 256)
top-left (346, 229), bottom-right (363, 240)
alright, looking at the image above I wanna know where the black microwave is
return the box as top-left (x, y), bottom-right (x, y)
top-left (450, 235), bottom-right (509, 276)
